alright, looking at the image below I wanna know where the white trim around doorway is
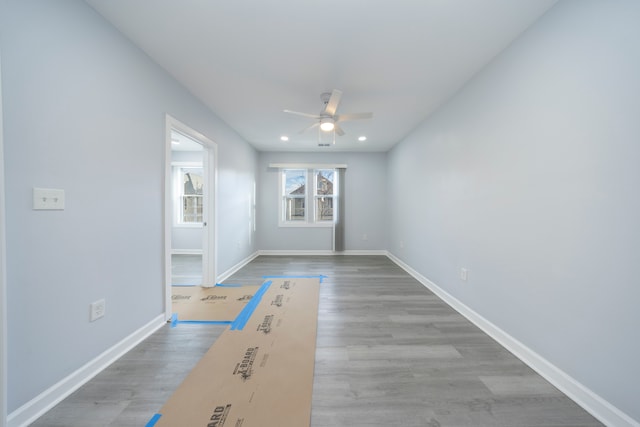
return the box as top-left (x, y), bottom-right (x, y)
top-left (164, 115), bottom-right (218, 321)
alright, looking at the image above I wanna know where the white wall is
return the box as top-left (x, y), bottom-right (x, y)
top-left (171, 228), bottom-right (203, 252)
top-left (257, 152), bottom-right (387, 252)
top-left (0, 0), bottom-right (257, 413)
top-left (388, 0), bottom-right (640, 423)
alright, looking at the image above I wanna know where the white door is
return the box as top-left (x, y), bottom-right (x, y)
top-left (200, 143), bottom-right (215, 285)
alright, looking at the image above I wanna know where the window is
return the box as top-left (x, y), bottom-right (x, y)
top-left (280, 168), bottom-right (335, 226)
top-left (315, 169), bottom-right (334, 222)
top-left (283, 169), bottom-right (307, 222)
top-left (175, 165), bottom-right (204, 225)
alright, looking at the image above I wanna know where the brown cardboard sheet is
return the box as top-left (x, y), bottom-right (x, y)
top-left (171, 285), bottom-right (260, 322)
top-left (155, 277), bottom-right (321, 427)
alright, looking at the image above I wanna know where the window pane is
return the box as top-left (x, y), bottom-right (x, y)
top-left (284, 169), bottom-right (306, 196)
top-left (181, 167), bottom-right (204, 223)
top-left (316, 170), bottom-right (334, 195)
top-left (315, 197), bottom-right (333, 221)
top-left (183, 195), bottom-right (203, 223)
top-left (183, 168), bottom-right (203, 196)
top-left (285, 197), bottom-right (305, 221)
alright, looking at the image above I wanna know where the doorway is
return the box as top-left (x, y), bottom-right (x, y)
top-left (170, 134), bottom-right (203, 286)
top-left (165, 115), bottom-right (217, 321)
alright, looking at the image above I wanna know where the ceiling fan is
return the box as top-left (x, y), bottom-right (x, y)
top-left (283, 89), bottom-right (373, 137)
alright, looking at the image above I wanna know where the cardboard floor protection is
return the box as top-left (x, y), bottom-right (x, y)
top-left (171, 285), bottom-right (260, 322)
top-left (153, 277), bottom-right (321, 427)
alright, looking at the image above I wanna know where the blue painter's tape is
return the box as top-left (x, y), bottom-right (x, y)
top-left (230, 280), bottom-right (272, 331)
top-left (170, 312), bottom-right (233, 327)
top-left (175, 320), bottom-right (232, 325)
top-left (170, 313), bottom-right (178, 328)
top-left (145, 413), bottom-right (162, 427)
top-left (215, 283), bottom-right (243, 288)
top-left (262, 274), bottom-right (328, 283)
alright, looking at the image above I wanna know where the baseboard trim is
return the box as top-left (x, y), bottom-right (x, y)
top-left (257, 250), bottom-right (388, 256)
top-left (217, 251), bottom-right (259, 283)
top-left (258, 250), bottom-right (334, 256)
top-left (171, 249), bottom-right (202, 255)
top-left (340, 250), bottom-right (388, 256)
top-left (386, 252), bottom-right (639, 427)
top-left (7, 315), bottom-right (166, 427)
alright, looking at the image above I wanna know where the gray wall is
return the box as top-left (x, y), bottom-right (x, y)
top-left (0, 46), bottom-right (7, 427)
top-left (0, 0), bottom-right (256, 412)
top-left (388, 0), bottom-right (640, 421)
top-left (257, 152), bottom-right (387, 251)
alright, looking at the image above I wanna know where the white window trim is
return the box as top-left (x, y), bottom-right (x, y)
top-left (278, 167), bottom-right (337, 228)
top-left (172, 161), bottom-right (204, 228)
top-left (270, 163), bottom-right (347, 169)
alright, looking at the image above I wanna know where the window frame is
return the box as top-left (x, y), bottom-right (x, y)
top-left (173, 162), bottom-right (204, 228)
top-left (313, 169), bottom-right (335, 223)
top-left (278, 167), bottom-right (337, 228)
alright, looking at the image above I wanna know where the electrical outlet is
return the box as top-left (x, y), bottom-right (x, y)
top-left (90, 299), bottom-right (106, 322)
top-left (362, 233), bottom-right (368, 241)
top-left (460, 268), bottom-right (468, 282)
top-left (399, 241), bottom-right (404, 249)
top-left (33, 187), bottom-right (65, 210)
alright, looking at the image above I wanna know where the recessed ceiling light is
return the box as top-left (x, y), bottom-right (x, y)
top-left (280, 136), bottom-right (289, 141)
top-left (171, 138), bottom-right (180, 145)
top-left (358, 136), bottom-right (367, 141)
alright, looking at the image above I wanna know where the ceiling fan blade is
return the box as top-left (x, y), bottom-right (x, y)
top-left (299, 122), bottom-right (319, 134)
top-left (323, 89), bottom-right (342, 116)
top-left (284, 109), bottom-right (321, 119)
top-left (335, 112), bottom-right (373, 122)
top-left (334, 124), bottom-right (345, 136)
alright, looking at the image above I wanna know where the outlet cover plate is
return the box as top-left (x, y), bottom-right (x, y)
top-left (90, 299), bottom-right (106, 322)
top-left (33, 188), bottom-right (65, 210)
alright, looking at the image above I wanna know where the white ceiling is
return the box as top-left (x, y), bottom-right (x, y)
top-left (85, 0), bottom-right (557, 152)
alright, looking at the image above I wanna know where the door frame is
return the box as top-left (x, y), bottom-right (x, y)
top-left (164, 115), bottom-right (218, 320)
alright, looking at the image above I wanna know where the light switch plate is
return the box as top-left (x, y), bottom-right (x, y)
top-left (33, 188), bottom-right (65, 210)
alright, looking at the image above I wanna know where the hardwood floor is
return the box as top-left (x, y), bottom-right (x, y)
top-left (30, 256), bottom-right (603, 427)
top-left (170, 254), bottom-right (202, 286)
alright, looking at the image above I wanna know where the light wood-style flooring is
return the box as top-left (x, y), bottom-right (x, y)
top-left (31, 255), bottom-right (603, 426)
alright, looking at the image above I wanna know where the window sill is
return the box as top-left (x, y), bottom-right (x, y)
top-left (278, 222), bottom-right (334, 228)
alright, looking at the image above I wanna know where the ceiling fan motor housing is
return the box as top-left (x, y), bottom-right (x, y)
top-left (320, 92), bottom-right (332, 106)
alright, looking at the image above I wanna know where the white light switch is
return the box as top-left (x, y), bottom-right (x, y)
top-left (33, 188), bottom-right (65, 210)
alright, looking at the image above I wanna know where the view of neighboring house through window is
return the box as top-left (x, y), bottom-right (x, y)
top-left (315, 169), bottom-right (334, 221)
top-left (281, 168), bottom-right (335, 225)
top-left (180, 167), bottom-right (204, 223)
top-left (283, 169), bottom-right (306, 221)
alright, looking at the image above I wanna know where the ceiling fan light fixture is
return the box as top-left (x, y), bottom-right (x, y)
top-left (320, 118), bottom-right (335, 132)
